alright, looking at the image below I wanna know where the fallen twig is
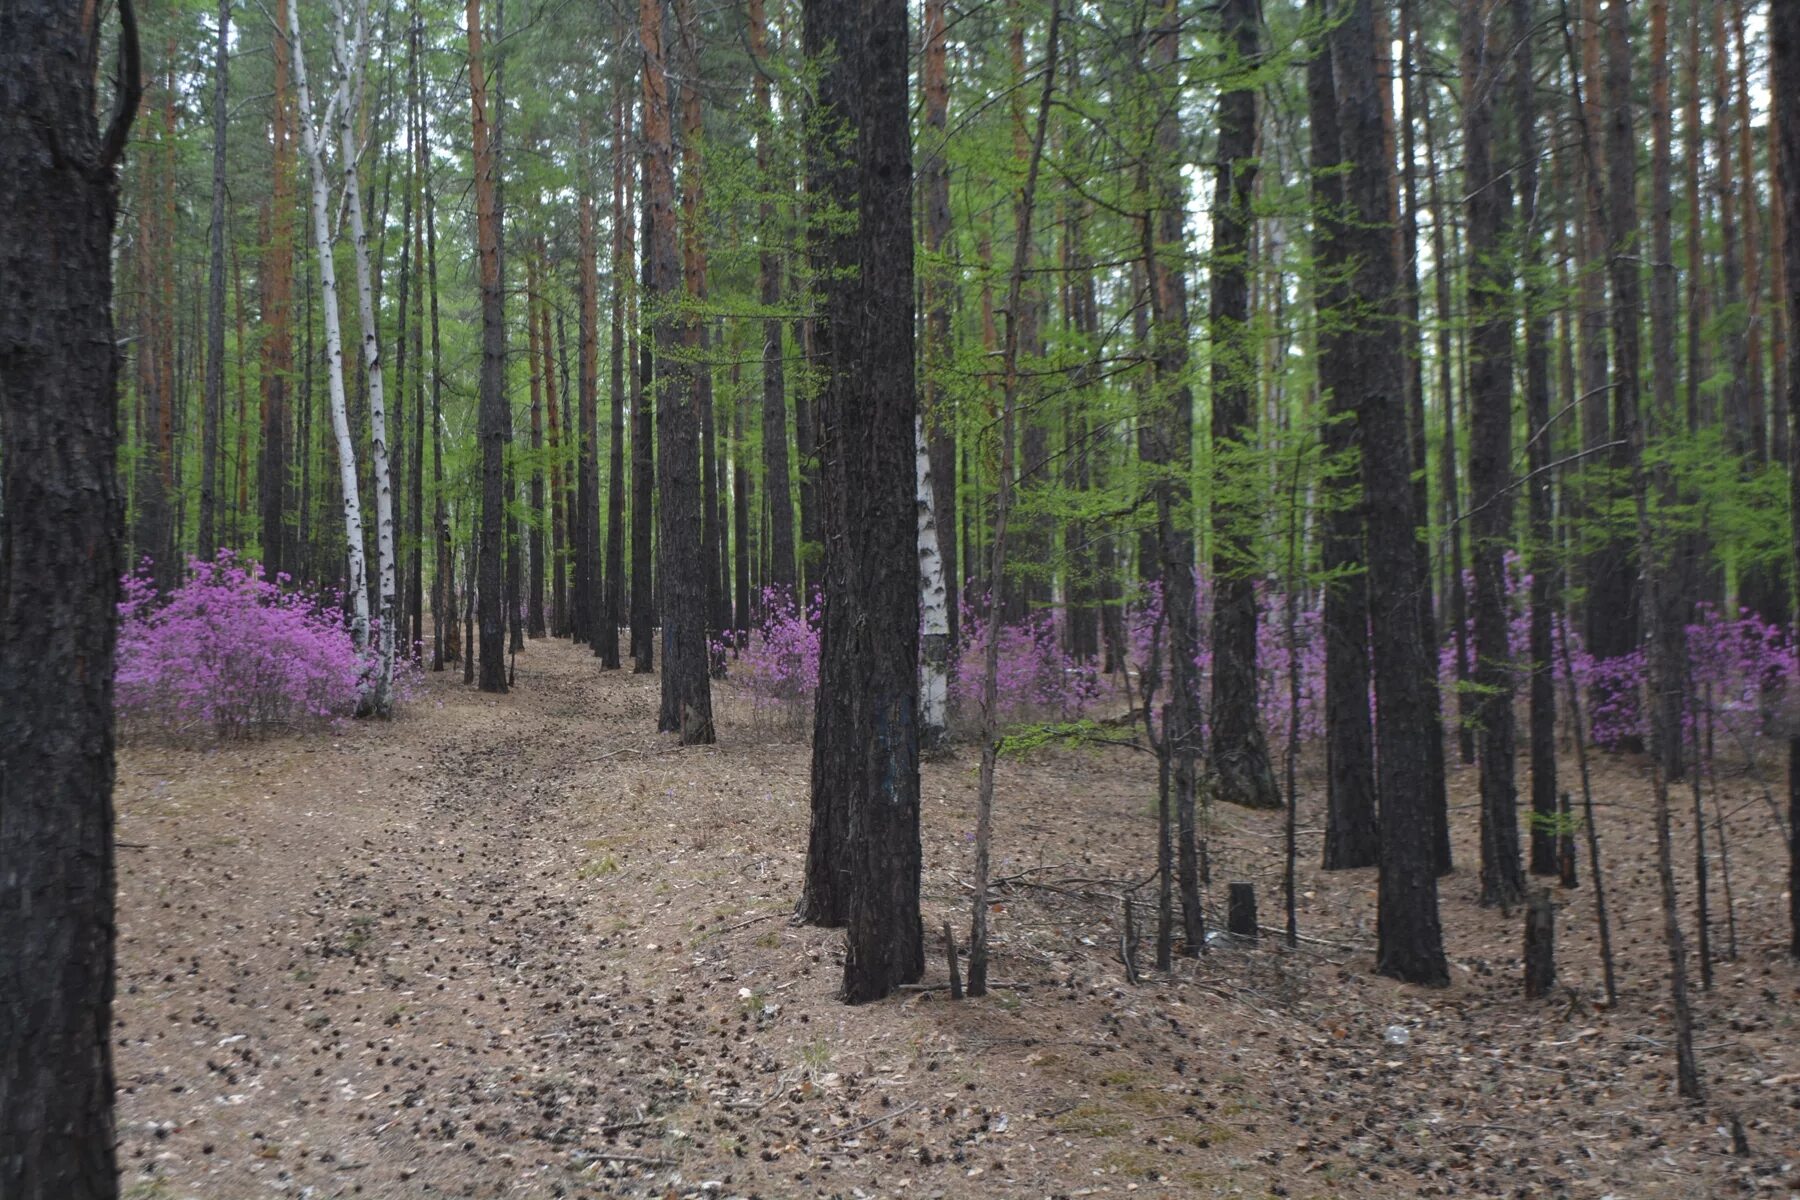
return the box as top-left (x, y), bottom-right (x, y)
top-left (834, 1099), bottom-right (922, 1141)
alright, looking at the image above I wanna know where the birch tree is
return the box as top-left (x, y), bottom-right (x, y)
top-left (328, 0), bottom-right (399, 715)
top-left (286, 0), bottom-right (371, 663)
top-left (917, 413), bottom-right (949, 749)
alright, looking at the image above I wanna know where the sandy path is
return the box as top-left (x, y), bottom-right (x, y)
top-left (112, 635), bottom-right (1800, 1200)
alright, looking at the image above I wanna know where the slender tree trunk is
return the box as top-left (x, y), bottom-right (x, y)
top-left (262, 16), bottom-right (295, 583)
top-left (970, 0), bottom-right (1060, 997)
top-left (751, 0), bottom-right (796, 607)
top-left (526, 252), bottom-right (547, 637)
top-left (542, 247), bottom-right (567, 638)
top-left (332, 0), bottom-right (399, 714)
top-left (921, 0), bottom-right (957, 652)
top-left (1208, 0), bottom-right (1277, 813)
top-left (289, 0), bottom-right (372, 656)
top-left (575, 123), bottom-right (598, 645)
top-left (1463, 0), bottom-right (1522, 909)
top-left (0, 1), bottom-right (138, 1190)
top-left (1144, 0), bottom-right (1205, 952)
top-left (1517, 0), bottom-right (1559, 877)
top-left (425, 62), bottom-right (449, 671)
top-left (602, 84), bottom-right (628, 667)
top-left (200, 0), bottom-right (229, 561)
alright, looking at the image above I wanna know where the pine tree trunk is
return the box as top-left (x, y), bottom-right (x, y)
top-left (1463, 0), bottom-right (1522, 909)
top-left (468, 0), bottom-right (507, 692)
top-left (0, 0), bottom-right (137, 1189)
top-left (1207, 0), bottom-right (1278, 813)
top-left (526, 253), bottom-right (547, 638)
top-left (1771, 0), bottom-right (1800, 961)
top-left (1517, 0), bottom-right (1559, 878)
top-left (1309, 0), bottom-right (1378, 871)
top-left (1335, 0), bottom-right (1447, 985)
top-left (644, 0), bottom-right (713, 741)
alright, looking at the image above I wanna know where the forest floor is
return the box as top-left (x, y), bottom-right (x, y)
top-left (113, 635), bottom-right (1799, 1200)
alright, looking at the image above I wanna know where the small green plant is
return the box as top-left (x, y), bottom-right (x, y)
top-left (578, 854), bottom-right (619, 879)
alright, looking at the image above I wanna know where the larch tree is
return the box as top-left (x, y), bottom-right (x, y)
top-left (0, 0), bottom-right (140, 1190)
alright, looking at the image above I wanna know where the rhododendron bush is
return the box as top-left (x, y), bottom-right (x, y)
top-left (116, 553), bottom-right (370, 738)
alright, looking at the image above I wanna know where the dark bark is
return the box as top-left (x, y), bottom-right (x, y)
top-left (576, 124), bottom-right (600, 647)
top-left (1144, 0), bottom-right (1205, 953)
top-left (1334, 0), bottom-right (1447, 985)
top-left (1517, 0), bottom-right (1558, 877)
top-left (1524, 889), bottom-right (1556, 999)
top-left (1463, 0), bottom-right (1523, 909)
top-left (0, 0), bottom-right (138, 1189)
top-left (527, 256), bottom-right (547, 639)
top-left (426, 87), bottom-right (449, 671)
top-left (839, 0), bottom-right (922, 1004)
top-left (469, 0), bottom-right (507, 692)
top-left (1773, 0), bottom-right (1800, 959)
top-left (1207, 0), bottom-right (1278, 813)
top-left (602, 87), bottom-right (628, 667)
top-left (631, 159), bottom-right (656, 672)
top-left (1309, 0), bottom-right (1378, 870)
top-left (199, 0), bottom-right (228, 562)
top-left (644, 0), bottom-right (713, 741)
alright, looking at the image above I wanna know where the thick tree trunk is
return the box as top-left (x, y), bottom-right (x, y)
top-left (1335, 0), bottom-right (1447, 986)
top-left (1208, 0), bottom-right (1278, 813)
top-left (631, 167), bottom-right (656, 673)
top-left (1463, 0), bottom-right (1522, 909)
top-left (1772, 0), bottom-right (1800, 960)
top-left (1309, 0), bottom-right (1378, 870)
top-left (0, 0), bottom-right (137, 1190)
top-left (644, 0), bottom-right (713, 740)
top-left (468, 0), bottom-right (507, 692)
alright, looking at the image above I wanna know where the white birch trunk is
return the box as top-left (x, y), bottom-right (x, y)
top-left (917, 412), bottom-right (950, 749)
top-left (330, 0), bottom-right (397, 714)
top-left (287, 0), bottom-right (371, 662)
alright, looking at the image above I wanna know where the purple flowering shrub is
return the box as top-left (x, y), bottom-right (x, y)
top-left (116, 553), bottom-right (369, 738)
top-left (1122, 578), bottom-right (1327, 745)
top-left (715, 588), bottom-right (821, 736)
top-left (951, 593), bottom-right (1104, 724)
top-left (1439, 553), bottom-right (1798, 751)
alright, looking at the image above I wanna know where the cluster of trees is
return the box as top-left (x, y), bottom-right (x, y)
top-left (7, 0), bottom-right (1800, 1191)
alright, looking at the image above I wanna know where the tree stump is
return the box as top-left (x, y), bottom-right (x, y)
top-left (1524, 888), bottom-right (1556, 999)
top-left (1227, 882), bottom-right (1259, 942)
